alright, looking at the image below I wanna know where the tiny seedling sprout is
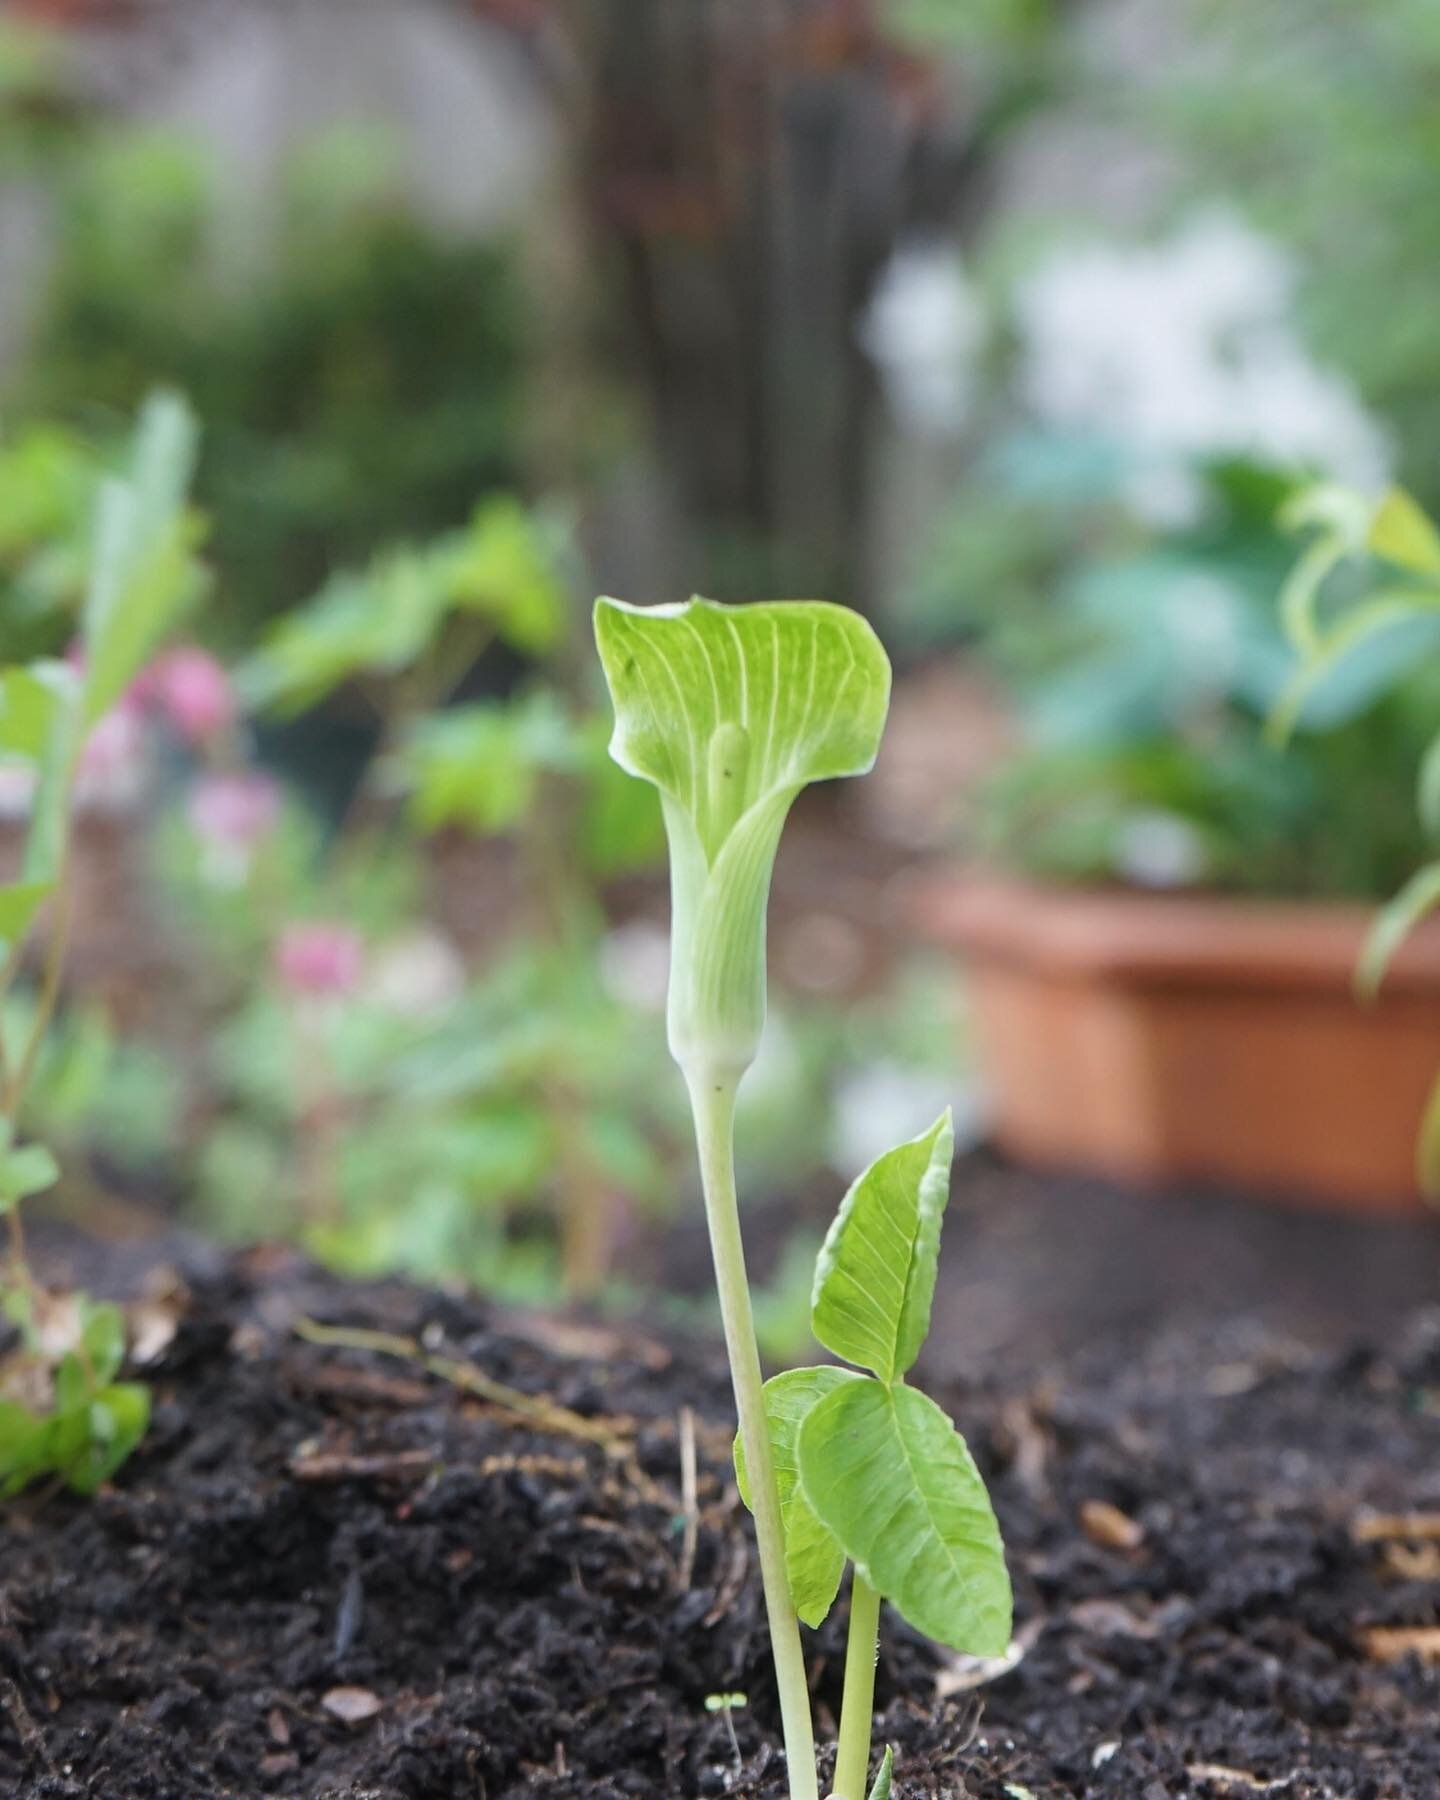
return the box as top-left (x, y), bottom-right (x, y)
top-left (705, 1690), bottom-right (748, 1770)
top-left (596, 596), bottom-right (1011, 1800)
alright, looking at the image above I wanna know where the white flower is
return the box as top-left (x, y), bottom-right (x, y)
top-left (366, 929), bottom-right (465, 1019)
top-left (1016, 208), bottom-right (1389, 487)
top-left (860, 239), bottom-right (987, 438)
top-left (597, 920), bottom-right (670, 1014)
top-left (1115, 811), bottom-right (1208, 889)
top-left (829, 1061), bottom-right (976, 1175)
top-left (0, 763), bottom-right (37, 821)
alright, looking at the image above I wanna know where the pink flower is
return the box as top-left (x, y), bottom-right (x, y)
top-left (145, 647), bottom-right (235, 747)
top-left (187, 771), bottom-right (281, 852)
top-left (76, 697), bottom-right (148, 811)
top-left (0, 763), bottom-right (37, 821)
top-left (275, 922), bottom-right (364, 998)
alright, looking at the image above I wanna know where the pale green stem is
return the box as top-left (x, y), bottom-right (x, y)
top-left (833, 1571), bottom-right (881, 1800)
top-left (687, 1068), bottom-right (818, 1800)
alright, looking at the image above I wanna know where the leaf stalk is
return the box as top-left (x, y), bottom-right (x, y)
top-left (833, 1570), bottom-right (882, 1800)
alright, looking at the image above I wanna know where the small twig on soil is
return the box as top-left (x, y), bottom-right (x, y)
top-left (1351, 1509), bottom-right (1440, 1542)
top-left (293, 1317), bottom-right (628, 1448)
top-left (292, 1316), bottom-right (679, 1512)
top-left (678, 1405), bottom-right (700, 1589)
top-left (1185, 1765), bottom-right (1297, 1795)
top-left (1357, 1624), bottom-right (1440, 1664)
top-left (290, 1446), bottom-right (440, 1484)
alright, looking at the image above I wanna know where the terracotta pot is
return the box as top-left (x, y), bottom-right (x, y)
top-left (917, 871), bottom-right (1440, 1215)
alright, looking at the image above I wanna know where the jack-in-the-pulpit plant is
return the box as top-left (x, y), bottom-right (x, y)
top-left (595, 596), bottom-right (1011, 1800)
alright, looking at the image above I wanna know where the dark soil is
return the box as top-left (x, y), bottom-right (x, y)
top-left (5, 1240), bottom-right (1440, 1800)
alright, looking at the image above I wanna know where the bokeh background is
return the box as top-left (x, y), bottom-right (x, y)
top-left (4, 0), bottom-right (1439, 1368)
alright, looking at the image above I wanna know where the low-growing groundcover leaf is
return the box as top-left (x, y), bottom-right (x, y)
top-left (0, 1120), bottom-right (59, 1214)
top-left (0, 1300), bottom-right (150, 1498)
top-left (0, 392), bottom-right (200, 1509)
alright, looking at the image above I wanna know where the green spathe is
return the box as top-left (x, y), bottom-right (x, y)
top-left (594, 596), bottom-right (890, 1081)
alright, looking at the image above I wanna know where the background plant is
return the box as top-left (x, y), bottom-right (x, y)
top-left (0, 389), bottom-right (204, 1497)
top-left (1274, 483), bottom-right (1440, 1185)
top-left (923, 442), bottom-right (1440, 898)
top-left (0, 25), bottom-right (527, 646)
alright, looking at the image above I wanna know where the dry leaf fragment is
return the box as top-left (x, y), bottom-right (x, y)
top-left (1359, 1625), bottom-right (1440, 1664)
top-left (1069, 1597), bottom-right (1159, 1639)
top-left (1352, 1510), bottom-right (1440, 1543)
top-left (1080, 1498), bottom-right (1145, 1551)
top-left (321, 1686), bottom-right (384, 1723)
top-left (1381, 1542), bottom-right (1440, 1580)
top-left (934, 1636), bottom-right (1026, 1696)
top-left (1186, 1764), bottom-right (1295, 1794)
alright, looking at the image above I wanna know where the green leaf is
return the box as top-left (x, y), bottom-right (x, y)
top-left (81, 390), bottom-right (203, 724)
top-left (54, 1348), bottom-right (89, 1415)
top-left (1277, 482), bottom-right (1374, 654)
top-left (0, 663), bottom-right (68, 759)
top-left (243, 562), bottom-right (446, 713)
top-left (0, 1398), bottom-right (52, 1499)
top-left (1418, 730), bottom-right (1440, 840)
top-left (1268, 591), bottom-right (1440, 745)
top-left (0, 1122), bottom-right (59, 1212)
top-left (65, 1383), bottom-right (150, 1495)
top-left (811, 1111), bottom-right (954, 1384)
top-left (1357, 861), bottom-right (1440, 999)
top-left (17, 659), bottom-right (82, 887)
top-left (733, 1365), bottom-right (858, 1627)
top-left (446, 497), bottom-right (566, 655)
top-left (1417, 1066), bottom-right (1440, 1202)
top-left (0, 879), bottom-right (52, 957)
top-left (867, 1746), bottom-right (894, 1800)
top-left (594, 596), bottom-right (890, 1075)
top-left (81, 1300), bottom-right (126, 1388)
top-left (1369, 488), bottom-right (1440, 577)
top-left (797, 1380), bottom-right (1011, 1655)
top-left (393, 692), bottom-right (580, 836)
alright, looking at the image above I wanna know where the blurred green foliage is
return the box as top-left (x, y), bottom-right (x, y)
top-left (0, 390), bottom-right (208, 1500)
top-left (931, 439), bottom-right (1440, 897)
top-left (1, 25), bottom-right (526, 646)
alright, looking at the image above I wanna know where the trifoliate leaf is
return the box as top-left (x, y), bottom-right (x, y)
top-left (733, 1365), bottom-right (858, 1626)
top-left (1370, 487), bottom-right (1440, 577)
top-left (797, 1380), bottom-right (1011, 1655)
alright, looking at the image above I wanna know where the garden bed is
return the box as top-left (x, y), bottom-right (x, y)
top-left (5, 1235), bottom-right (1440, 1799)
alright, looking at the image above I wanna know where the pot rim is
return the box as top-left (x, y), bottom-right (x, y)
top-left (913, 867), bottom-right (1440, 998)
